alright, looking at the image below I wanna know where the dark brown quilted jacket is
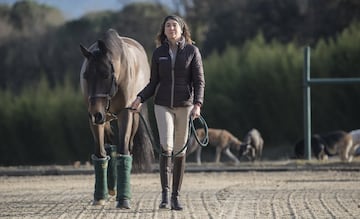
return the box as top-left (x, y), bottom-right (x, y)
top-left (138, 38), bottom-right (205, 108)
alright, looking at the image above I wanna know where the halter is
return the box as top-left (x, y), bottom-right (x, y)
top-left (88, 63), bottom-right (118, 113)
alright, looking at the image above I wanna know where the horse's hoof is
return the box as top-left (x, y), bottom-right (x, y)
top-left (93, 199), bottom-right (106, 206)
top-left (108, 189), bottom-right (116, 196)
top-left (116, 199), bottom-right (131, 209)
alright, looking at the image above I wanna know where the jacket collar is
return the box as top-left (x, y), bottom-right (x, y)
top-left (164, 36), bottom-right (186, 50)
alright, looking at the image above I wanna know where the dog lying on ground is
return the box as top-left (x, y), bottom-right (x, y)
top-left (238, 128), bottom-right (264, 161)
top-left (186, 128), bottom-right (242, 165)
top-left (294, 130), bottom-right (353, 162)
top-left (294, 135), bottom-right (324, 159)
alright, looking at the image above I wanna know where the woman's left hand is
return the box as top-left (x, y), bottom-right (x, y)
top-left (191, 103), bottom-right (201, 119)
top-left (130, 96), bottom-right (142, 112)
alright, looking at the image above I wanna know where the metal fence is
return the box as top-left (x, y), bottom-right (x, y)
top-left (302, 46), bottom-right (360, 159)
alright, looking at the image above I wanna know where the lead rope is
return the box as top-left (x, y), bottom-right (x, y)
top-left (128, 108), bottom-right (209, 158)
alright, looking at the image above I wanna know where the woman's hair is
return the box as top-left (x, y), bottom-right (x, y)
top-left (155, 15), bottom-right (192, 47)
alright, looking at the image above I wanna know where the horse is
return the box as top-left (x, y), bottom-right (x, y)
top-left (80, 29), bottom-right (154, 208)
top-left (294, 130), bottom-right (353, 162)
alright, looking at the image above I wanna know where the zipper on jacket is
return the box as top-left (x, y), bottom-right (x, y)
top-left (171, 68), bottom-right (174, 108)
top-left (169, 47), bottom-right (177, 108)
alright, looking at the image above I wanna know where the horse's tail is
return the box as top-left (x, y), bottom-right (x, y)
top-left (132, 103), bottom-right (155, 173)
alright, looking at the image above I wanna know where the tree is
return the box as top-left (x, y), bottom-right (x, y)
top-left (0, 5), bottom-right (13, 41)
top-left (9, 0), bottom-right (65, 36)
top-left (110, 2), bottom-right (170, 52)
top-left (184, 0), bottom-right (360, 56)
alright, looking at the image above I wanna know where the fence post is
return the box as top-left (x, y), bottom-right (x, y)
top-left (303, 46), bottom-right (311, 160)
top-left (302, 47), bottom-right (360, 160)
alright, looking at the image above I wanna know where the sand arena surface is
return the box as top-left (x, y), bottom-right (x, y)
top-left (1, 168), bottom-right (360, 218)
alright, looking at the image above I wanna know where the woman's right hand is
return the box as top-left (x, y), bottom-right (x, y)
top-left (130, 96), bottom-right (142, 111)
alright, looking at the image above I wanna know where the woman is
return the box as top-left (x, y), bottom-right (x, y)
top-left (131, 15), bottom-right (205, 210)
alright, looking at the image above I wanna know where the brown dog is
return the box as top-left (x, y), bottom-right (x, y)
top-left (186, 128), bottom-right (242, 165)
top-left (239, 128), bottom-right (264, 161)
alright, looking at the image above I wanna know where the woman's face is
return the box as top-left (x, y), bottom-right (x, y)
top-left (164, 19), bottom-right (182, 42)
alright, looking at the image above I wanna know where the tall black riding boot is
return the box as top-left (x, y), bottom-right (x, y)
top-left (171, 156), bottom-right (185, 211)
top-left (159, 151), bottom-right (172, 209)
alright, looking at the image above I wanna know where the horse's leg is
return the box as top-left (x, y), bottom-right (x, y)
top-left (89, 122), bottom-right (106, 158)
top-left (89, 122), bottom-right (109, 205)
top-left (115, 110), bottom-right (134, 209)
top-left (104, 122), bottom-right (117, 196)
top-left (130, 112), bottom-right (140, 152)
top-left (104, 122), bottom-right (114, 145)
top-left (117, 110), bottom-right (134, 155)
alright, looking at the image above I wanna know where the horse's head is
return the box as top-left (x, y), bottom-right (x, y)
top-left (80, 40), bottom-right (118, 125)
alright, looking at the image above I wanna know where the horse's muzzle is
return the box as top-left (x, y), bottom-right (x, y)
top-left (89, 112), bottom-right (106, 124)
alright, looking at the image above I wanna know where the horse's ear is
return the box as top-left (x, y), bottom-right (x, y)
top-left (97, 40), bottom-right (108, 55)
top-left (80, 44), bottom-right (92, 59)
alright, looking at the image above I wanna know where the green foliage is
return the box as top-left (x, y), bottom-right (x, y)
top-left (203, 22), bottom-right (360, 149)
top-left (0, 77), bottom-right (92, 165)
top-left (310, 22), bottom-right (360, 133)
top-left (204, 34), bottom-right (303, 145)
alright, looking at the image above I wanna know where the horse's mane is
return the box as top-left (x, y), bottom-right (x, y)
top-left (100, 29), bottom-right (139, 83)
top-left (101, 29), bottom-right (125, 58)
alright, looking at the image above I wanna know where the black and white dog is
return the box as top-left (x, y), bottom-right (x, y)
top-left (294, 130), bottom-right (353, 162)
